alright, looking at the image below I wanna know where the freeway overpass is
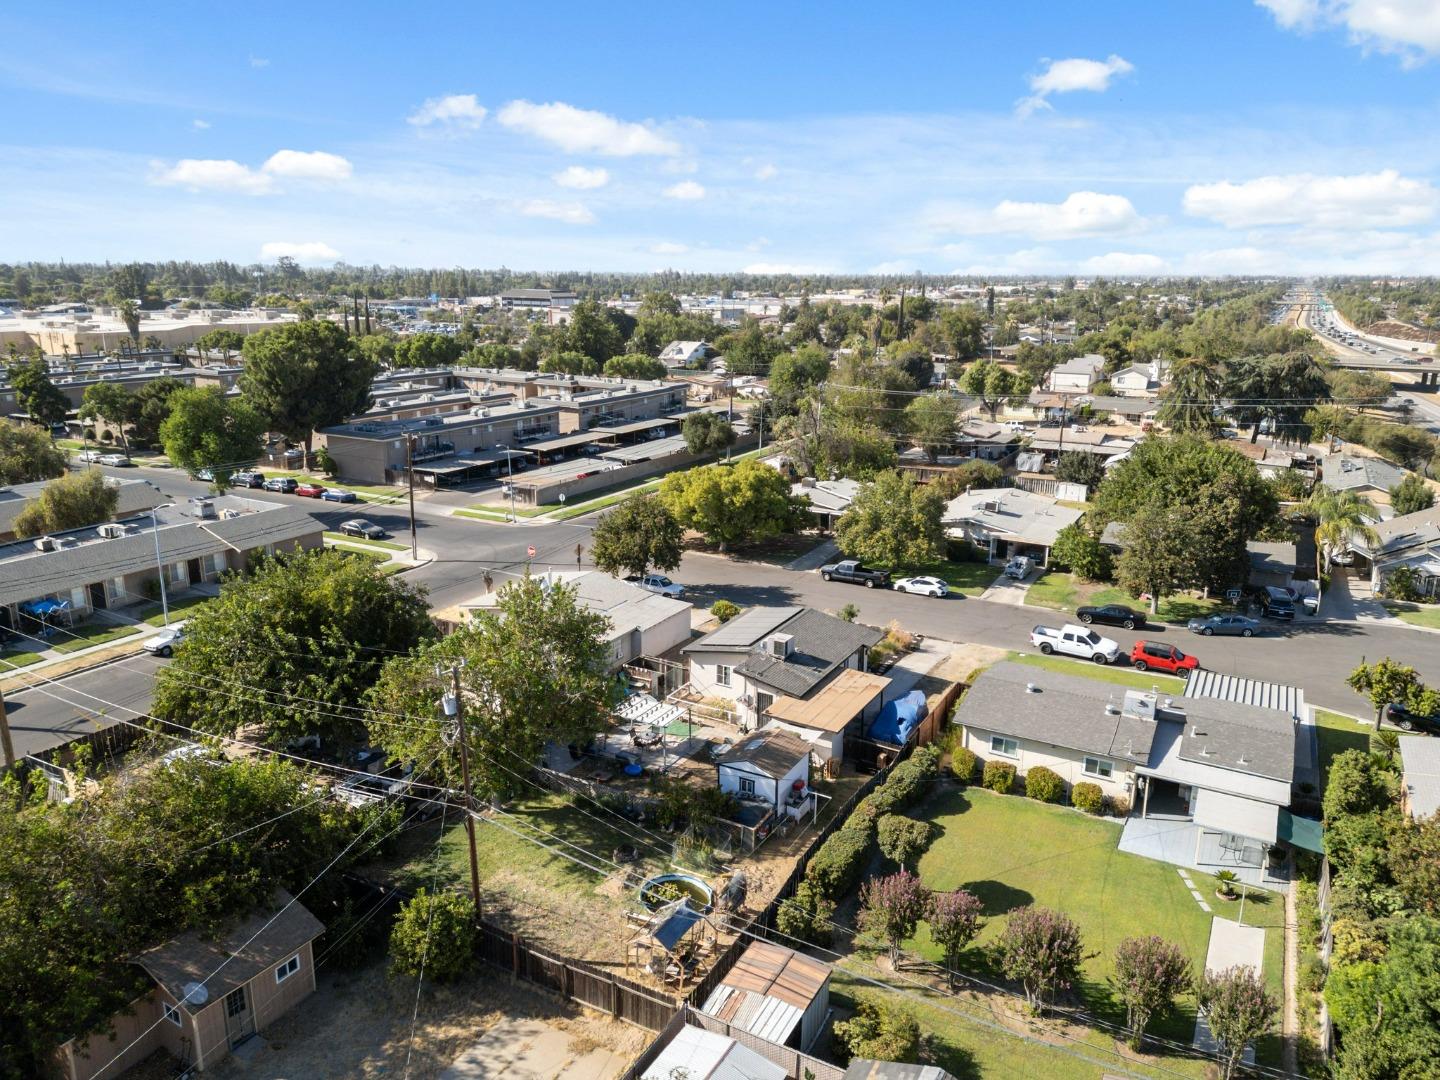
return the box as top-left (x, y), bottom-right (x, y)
top-left (1290, 296), bottom-right (1440, 385)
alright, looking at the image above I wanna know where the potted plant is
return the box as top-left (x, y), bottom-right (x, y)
top-left (1213, 870), bottom-right (1240, 900)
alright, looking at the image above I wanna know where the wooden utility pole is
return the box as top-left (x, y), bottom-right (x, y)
top-left (405, 435), bottom-right (418, 561)
top-left (0, 685), bottom-right (14, 770)
top-left (445, 664), bottom-right (483, 922)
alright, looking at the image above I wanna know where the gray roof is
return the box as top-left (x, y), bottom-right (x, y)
top-left (716, 729), bottom-right (811, 777)
top-left (1323, 453), bottom-right (1407, 493)
top-left (1401, 736), bottom-right (1440, 820)
top-left (1185, 669), bottom-right (1305, 717)
top-left (1172, 697), bottom-right (1296, 783)
top-left (734, 609), bottom-right (883, 697)
top-left (941, 488), bottom-right (1084, 548)
top-left (1366, 508), bottom-right (1440, 558)
top-left (1247, 541), bottom-right (1297, 576)
top-left (844, 1064), bottom-right (957, 1080)
top-left (955, 662), bottom-right (1158, 763)
top-left (0, 475), bottom-right (168, 536)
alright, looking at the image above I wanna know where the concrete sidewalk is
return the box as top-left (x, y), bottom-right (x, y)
top-left (1194, 915), bottom-right (1266, 1061)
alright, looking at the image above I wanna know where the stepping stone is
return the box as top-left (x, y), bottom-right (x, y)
top-left (1189, 889), bottom-right (1205, 902)
top-left (1197, 900), bottom-right (1212, 912)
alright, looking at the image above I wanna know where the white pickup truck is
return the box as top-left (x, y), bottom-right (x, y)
top-left (1030, 623), bottom-right (1120, 665)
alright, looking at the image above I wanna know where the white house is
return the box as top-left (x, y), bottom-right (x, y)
top-left (683, 606), bottom-right (883, 727)
top-left (1045, 353), bottom-right (1106, 393)
top-left (715, 729), bottom-right (812, 819)
top-left (791, 476), bottom-right (861, 531)
top-left (1352, 507), bottom-right (1440, 598)
top-left (1400, 736), bottom-right (1440, 820)
top-left (1110, 359), bottom-right (1167, 397)
top-left (940, 487), bottom-right (1083, 567)
top-left (642, 1023), bottom-right (785, 1080)
top-left (659, 340), bottom-right (710, 368)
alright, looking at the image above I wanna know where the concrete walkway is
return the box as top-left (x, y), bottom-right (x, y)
top-left (441, 1018), bottom-right (629, 1080)
top-left (978, 570), bottom-right (1033, 605)
top-left (786, 538), bottom-right (839, 572)
top-left (1194, 915), bottom-right (1266, 1062)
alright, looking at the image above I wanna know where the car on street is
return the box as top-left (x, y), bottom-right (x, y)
top-left (1130, 640), bottom-right (1198, 677)
top-left (1384, 701), bottom-right (1440, 734)
top-left (338, 519), bottom-right (388, 541)
top-left (77, 448), bottom-right (104, 462)
top-left (1187, 613), bottom-right (1259, 637)
top-left (1030, 623), bottom-right (1119, 664)
top-left (1259, 585), bottom-right (1296, 621)
top-left (262, 477), bottom-right (298, 493)
top-left (819, 559), bottom-right (891, 588)
top-left (231, 470), bottom-right (265, 488)
top-left (632, 573), bottom-right (685, 598)
top-left (98, 453), bottom-right (128, 466)
top-left (294, 482), bottom-right (327, 498)
top-left (142, 623), bottom-right (186, 657)
top-left (193, 468), bottom-right (215, 482)
top-left (893, 576), bottom-right (949, 597)
top-left (320, 488), bottom-right (358, 502)
top-left (1076, 603), bottom-right (1146, 630)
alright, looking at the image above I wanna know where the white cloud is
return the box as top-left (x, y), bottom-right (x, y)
top-left (1257, 0), bottom-right (1440, 64)
top-left (553, 165), bottom-right (609, 190)
top-left (1183, 169), bottom-right (1437, 228)
top-left (248, 55), bottom-right (269, 68)
top-left (150, 158), bottom-right (274, 195)
top-left (260, 149), bottom-right (353, 182)
top-left (1081, 251), bottom-right (1167, 275)
top-left (497, 100), bottom-right (679, 156)
top-left (649, 241), bottom-right (689, 254)
top-left (1019, 54), bottom-right (1133, 115)
top-left (260, 241), bottom-right (339, 262)
top-left (517, 199), bottom-right (595, 225)
top-left (663, 180), bottom-right (705, 201)
top-left (407, 93), bottom-right (488, 130)
top-left (754, 163), bottom-right (778, 181)
top-left (937, 191), bottom-right (1145, 239)
top-left (191, 119), bottom-right (210, 130)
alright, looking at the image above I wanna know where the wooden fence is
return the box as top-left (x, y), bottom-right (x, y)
top-left (1316, 856), bottom-right (1334, 1057)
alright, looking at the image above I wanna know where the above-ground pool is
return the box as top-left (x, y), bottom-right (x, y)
top-left (638, 872), bottom-right (714, 912)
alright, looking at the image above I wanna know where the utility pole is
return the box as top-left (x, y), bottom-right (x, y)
top-left (0, 685), bottom-right (14, 770)
top-left (442, 663), bottom-right (483, 922)
top-left (575, 543), bottom-right (583, 572)
top-left (405, 435), bottom-right (418, 561)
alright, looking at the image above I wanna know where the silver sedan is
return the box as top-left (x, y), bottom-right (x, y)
top-left (1186, 613), bottom-right (1259, 637)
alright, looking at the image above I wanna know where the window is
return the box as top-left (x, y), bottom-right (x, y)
top-left (162, 1001), bottom-right (182, 1027)
top-left (716, 665), bottom-right (732, 687)
top-left (275, 953), bottom-right (301, 984)
top-left (990, 736), bottom-right (1019, 757)
top-left (739, 777), bottom-right (756, 795)
top-left (1084, 757), bottom-right (1113, 779)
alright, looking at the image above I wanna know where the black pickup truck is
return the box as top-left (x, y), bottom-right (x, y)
top-left (819, 559), bottom-right (891, 588)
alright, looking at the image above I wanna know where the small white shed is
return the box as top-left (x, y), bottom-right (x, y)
top-left (715, 730), bottom-right (811, 816)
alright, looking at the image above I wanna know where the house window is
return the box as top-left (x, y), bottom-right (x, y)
top-left (990, 736), bottom-right (1019, 757)
top-left (716, 665), bottom-right (732, 687)
top-left (275, 953), bottom-right (301, 984)
top-left (739, 777), bottom-right (756, 795)
top-left (1084, 756), bottom-right (1113, 779)
top-left (162, 1001), bottom-right (182, 1027)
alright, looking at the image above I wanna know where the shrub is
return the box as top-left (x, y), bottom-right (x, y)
top-left (805, 825), bottom-right (874, 899)
top-left (1024, 766), bottom-right (1065, 804)
top-left (950, 746), bottom-right (978, 784)
top-left (775, 880), bottom-right (835, 946)
top-left (837, 602), bottom-right (860, 622)
top-left (875, 761), bottom-right (928, 811)
top-left (833, 994), bottom-right (921, 1065)
top-left (1110, 794), bottom-right (1131, 816)
top-left (877, 814), bottom-right (936, 869)
top-left (389, 888), bottom-right (477, 982)
top-left (911, 743), bottom-right (942, 776)
top-left (982, 759), bottom-right (1016, 793)
top-left (1071, 781), bottom-right (1105, 815)
top-left (710, 599), bottom-right (740, 623)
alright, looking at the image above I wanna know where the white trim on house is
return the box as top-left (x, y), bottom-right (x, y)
top-left (274, 953), bottom-right (301, 984)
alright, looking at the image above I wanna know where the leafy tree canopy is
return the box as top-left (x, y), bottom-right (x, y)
top-left (602, 353), bottom-right (666, 381)
top-left (159, 386), bottom-right (266, 485)
top-left (392, 331), bottom-right (462, 369)
top-left (682, 411), bottom-right (736, 457)
top-left (13, 468), bottom-right (119, 538)
top-left (1390, 473), bottom-right (1435, 517)
top-left (0, 418), bottom-right (65, 483)
top-left (659, 459), bottom-right (802, 552)
top-left (589, 495), bottom-right (683, 578)
top-left (240, 320), bottom-right (377, 451)
top-left (835, 470), bottom-right (946, 569)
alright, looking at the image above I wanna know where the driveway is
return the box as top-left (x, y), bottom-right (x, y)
top-left (978, 570), bottom-right (1033, 606)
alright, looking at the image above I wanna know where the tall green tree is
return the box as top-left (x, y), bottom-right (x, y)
top-left (1114, 502), bottom-right (1196, 614)
top-left (539, 349), bottom-right (600, 376)
top-left (192, 328), bottom-right (246, 357)
top-left (835, 470), bottom-right (945, 569)
top-left (368, 574), bottom-right (616, 800)
top-left (1155, 357), bottom-right (1221, 434)
top-left (602, 353), bottom-right (666, 380)
top-left (1308, 484), bottom-right (1380, 578)
top-left (1347, 658), bottom-right (1439, 726)
top-left (903, 393), bottom-right (960, 463)
top-left (938, 305), bottom-right (985, 361)
top-left (719, 319), bottom-right (780, 377)
top-left (153, 548), bottom-right (435, 746)
top-left (240, 321), bottom-right (376, 453)
top-left (128, 376), bottom-right (186, 448)
top-left (158, 386), bottom-right (266, 486)
top-left (7, 357), bottom-right (69, 431)
top-left (768, 343), bottom-right (831, 417)
top-left (682, 411), bottom-right (736, 457)
top-left (589, 495), bottom-right (683, 578)
top-left (114, 298), bottom-right (141, 346)
top-left (78, 382), bottom-right (137, 456)
top-left (659, 459), bottom-right (801, 551)
top-left (1390, 473), bottom-right (1435, 516)
top-left (392, 331), bottom-right (462, 368)
top-left (13, 469), bottom-right (119, 538)
top-left (560, 298), bottom-right (624, 363)
top-left (1054, 450), bottom-right (1107, 495)
top-left (0, 418), bottom-right (65, 483)
top-left (962, 359), bottom-right (1026, 421)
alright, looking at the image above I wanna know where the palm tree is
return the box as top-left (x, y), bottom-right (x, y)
top-left (1156, 356), bottom-right (1221, 434)
top-left (1372, 729), bottom-right (1401, 761)
top-left (1307, 484), bottom-right (1380, 579)
top-left (115, 299), bottom-right (141, 347)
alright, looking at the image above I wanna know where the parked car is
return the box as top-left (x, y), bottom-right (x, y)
top-left (1003, 555), bottom-right (1033, 580)
top-left (1186, 613), bottom-right (1259, 637)
top-left (262, 476), bottom-right (298, 493)
top-left (632, 573), bottom-right (684, 598)
top-left (142, 624), bottom-right (186, 657)
top-left (819, 559), bottom-right (891, 588)
top-left (1130, 640), bottom-right (1198, 677)
top-left (1076, 604), bottom-right (1146, 630)
top-left (98, 453), bottom-right (128, 466)
top-left (231, 470), bottom-right (265, 488)
top-left (1259, 586), bottom-right (1296, 621)
top-left (1384, 701), bottom-right (1440, 734)
top-left (320, 488), bottom-right (358, 503)
top-left (193, 468), bottom-right (215, 482)
top-left (339, 519), bottom-right (388, 540)
top-left (76, 448), bottom-right (103, 462)
top-left (893, 576), bottom-right (949, 597)
top-left (294, 482), bottom-right (327, 498)
top-left (1029, 623), bottom-right (1119, 664)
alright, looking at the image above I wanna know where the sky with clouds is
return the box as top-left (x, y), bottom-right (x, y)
top-left (3, 0), bottom-right (1440, 275)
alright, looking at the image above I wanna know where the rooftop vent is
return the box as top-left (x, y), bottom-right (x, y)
top-left (33, 536), bottom-right (56, 552)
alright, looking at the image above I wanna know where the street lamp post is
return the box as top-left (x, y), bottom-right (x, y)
top-left (150, 503), bottom-right (176, 626)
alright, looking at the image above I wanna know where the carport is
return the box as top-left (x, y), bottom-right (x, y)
top-left (409, 451), bottom-right (509, 488)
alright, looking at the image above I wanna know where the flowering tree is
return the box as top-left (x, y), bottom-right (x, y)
top-left (1194, 966), bottom-right (1278, 1080)
top-left (858, 871), bottom-right (931, 965)
top-left (1112, 935), bottom-right (1191, 1050)
top-left (998, 906), bottom-right (1084, 1013)
top-left (928, 889), bottom-right (984, 989)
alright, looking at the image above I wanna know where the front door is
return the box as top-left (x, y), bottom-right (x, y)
top-left (224, 986), bottom-right (254, 1046)
top-left (188, 558), bottom-right (204, 584)
top-left (87, 583), bottom-right (106, 611)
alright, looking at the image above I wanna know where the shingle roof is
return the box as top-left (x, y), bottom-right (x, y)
top-left (1400, 736), bottom-right (1440, 820)
top-left (941, 488), bottom-right (1084, 548)
top-left (1366, 508), bottom-right (1440, 558)
top-left (1323, 453), bottom-right (1407, 493)
top-left (1173, 698), bottom-right (1296, 783)
top-left (716, 729), bottom-right (812, 777)
top-left (733, 609), bottom-right (883, 697)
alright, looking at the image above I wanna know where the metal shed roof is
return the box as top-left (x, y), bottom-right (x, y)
top-left (1184, 669), bottom-right (1305, 718)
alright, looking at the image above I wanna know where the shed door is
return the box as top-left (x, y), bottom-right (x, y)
top-left (224, 985), bottom-right (255, 1046)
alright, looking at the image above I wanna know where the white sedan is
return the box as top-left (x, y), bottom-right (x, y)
top-left (893, 576), bottom-right (949, 597)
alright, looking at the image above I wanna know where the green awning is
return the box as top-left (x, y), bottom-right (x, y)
top-left (1279, 811), bottom-right (1324, 854)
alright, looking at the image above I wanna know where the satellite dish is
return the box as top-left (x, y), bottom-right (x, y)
top-left (182, 981), bottom-right (209, 1006)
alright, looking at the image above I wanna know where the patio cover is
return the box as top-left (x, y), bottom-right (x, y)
top-left (1193, 788), bottom-right (1280, 845)
top-left (22, 598), bottom-right (68, 615)
top-left (763, 669), bottom-right (890, 733)
top-left (616, 693), bottom-right (684, 729)
top-left (1278, 811), bottom-right (1324, 854)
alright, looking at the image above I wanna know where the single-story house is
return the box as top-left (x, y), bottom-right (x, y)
top-left (792, 476), bottom-right (861, 531)
top-left (438, 570), bottom-right (692, 671)
top-left (59, 892), bottom-right (324, 1079)
top-left (700, 940), bottom-right (832, 1051)
top-left (1322, 452), bottom-right (1408, 502)
top-left (761, 667), bottom-right (891, 763)
top-left (1024, 427), bottom-right (1139, 462)
top-left (1026, 391), bottom-right (1158, 427)
top-left (941, 487), bottom-right (1083, 567)
top-left (1247, 541), bottom-right (1297, 591)
top-left (1400, 736), bottom-right (1440, 820)
top-left (683, 606), bottom-right (883, 728)
top-left (641, 1023), bottom-right (785, 1080)
top-left (716, 729), bottom-right (812, 822)
top-left (1045, 353), bottom-right (1106, 393)
top-left (955, 662), bottom-right (1314, 882)
top-left (1350, 507), bottom-right (1440, 598)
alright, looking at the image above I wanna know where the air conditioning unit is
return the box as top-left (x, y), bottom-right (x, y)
top-left (97, 523), bottom-right (136, 539)
top-left (768, 633), bottom-right (793, 659)
top-left (219, 509), bottom-right (242, 519)
top-left (33, 536), bottom-right (56, 552)
top-left (190, 498), bottom-right (216, 519)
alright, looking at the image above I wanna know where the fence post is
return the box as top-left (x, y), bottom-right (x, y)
top-left (512, 932), bottom-right (521, 980)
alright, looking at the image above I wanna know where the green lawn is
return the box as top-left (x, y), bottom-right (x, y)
top-left (912, 559), bottom-right (998, 596)
top-left (0, 649), bottom-right (48, 670)
top-left (51, 623), bottom-right (143, 653)
top-left (134, 594), bottom-right (217, 626)
top-left (1026, 572), bottom-right (1224, 625)
top-left (1382, 601), bottom-right (1440, 629)
top-left (909, 787), bottom-right (1283, 1051)
top-left (1315, 709), bottom-right (1372, 789)
top-left (323, 531), bottom-right (411, 552)
top-left (463, 478), bottom-right (666, 522)
top-left (1007, 650), bottom-right (1186, 693)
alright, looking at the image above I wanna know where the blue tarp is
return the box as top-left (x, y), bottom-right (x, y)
top-left (22, 598), bottom-right (68, 616)
top-left (650, 900), bottom-right (703, 952)
top-left (867, 690), bottom-right (927, 746)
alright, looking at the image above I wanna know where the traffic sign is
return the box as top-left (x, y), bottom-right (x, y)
top-left (527, 545), bottom-right (536, 558)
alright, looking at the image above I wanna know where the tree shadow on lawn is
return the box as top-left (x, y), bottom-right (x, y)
top-left (964, 880), bottom-right (1033, 919)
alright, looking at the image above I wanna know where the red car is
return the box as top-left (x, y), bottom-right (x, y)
top-left (1130, 640), bottom-right (1199, 677)
top-left (294, 483), bottom-right (327, 498)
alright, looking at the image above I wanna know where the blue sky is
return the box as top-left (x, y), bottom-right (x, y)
top-left (3, 0), bottom-right (1440, 274)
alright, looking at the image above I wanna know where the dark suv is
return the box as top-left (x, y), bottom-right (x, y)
top-left (1385, 701), bottom-right (1440, 733)
top-left (262, 476), bottom-right (298, 494)
top-left (1259, 586), bottom-right (1295, 621)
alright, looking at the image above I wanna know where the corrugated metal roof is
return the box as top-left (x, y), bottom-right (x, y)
top-left (701, 940), bottom-right (830, 1045)
top-left (1184, 669), bottom-right (1305, 718)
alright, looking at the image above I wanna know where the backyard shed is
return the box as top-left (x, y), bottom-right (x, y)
top-left (700, 940), bottom-right (832, 1050)
top-left (761, 668), bottom-right (890, 763)
top-left (715, 730), bottom-right (811, 819)
top-left (642, 1023), bottom-right (785, 1080)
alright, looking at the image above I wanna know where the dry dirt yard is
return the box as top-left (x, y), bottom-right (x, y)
top-left (186, 959), bottom-right (649, 1080)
